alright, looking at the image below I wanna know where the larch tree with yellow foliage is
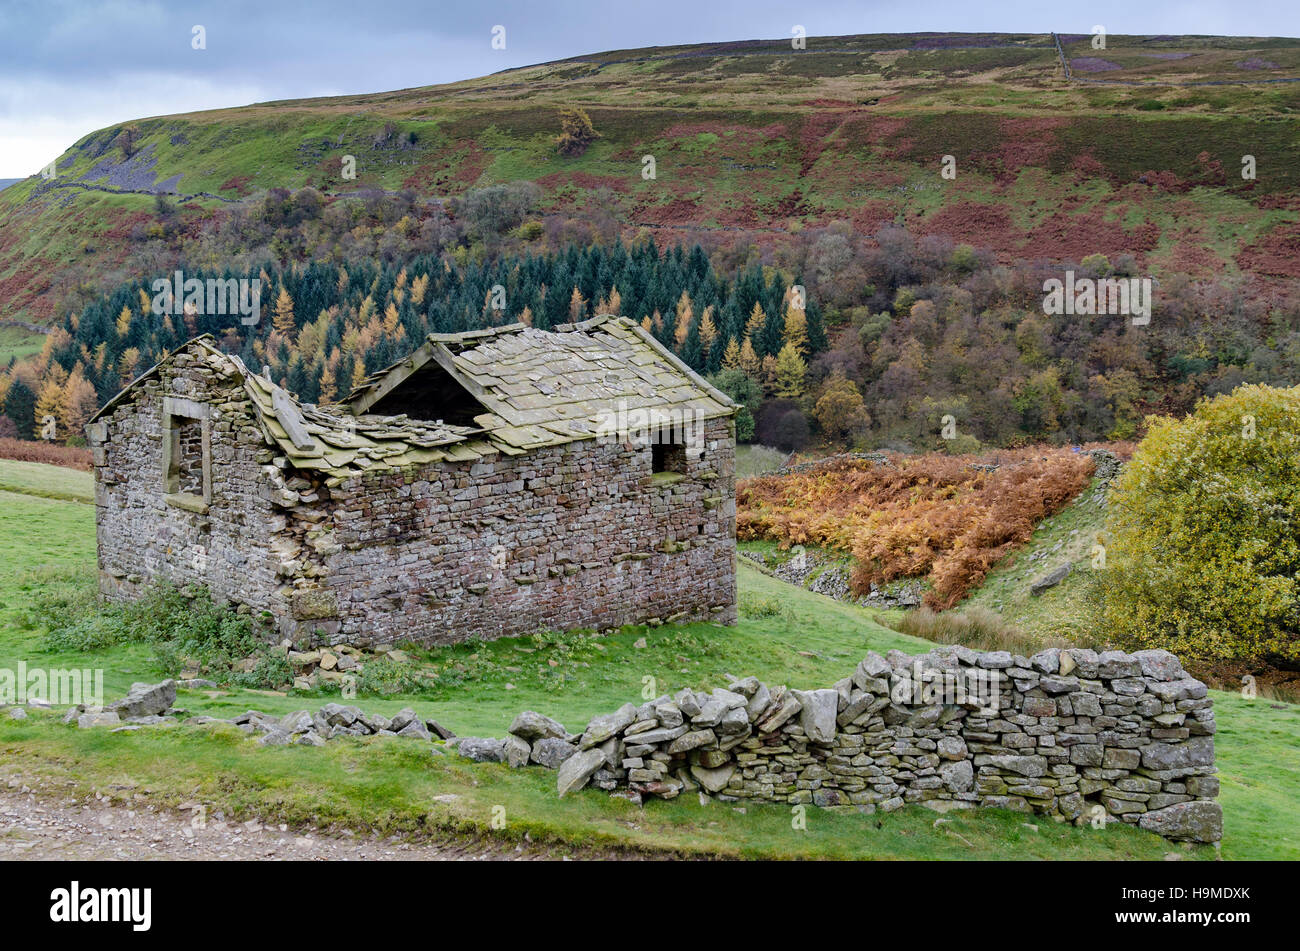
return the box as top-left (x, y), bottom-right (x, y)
top-left (382, 302), bottom-right (401, 336)
top-left (721, 336), bottom-right (742, 371)
top-left (699, 306), bottom-right (718, 358)
top-left (759, 353), bottom-right (779, 396)
top-left (34, 379), bottom-right (64, 440)
top-left (61, 366), bottom-right (99, 438)
top-left (782, 301), bottom-right (808, 358)
top-left (349, 356), bottom-right (368, 396)
top-left (119, 347), bottom-right (141, 385)
top-left (569, 286), bottom-right (587, 321)
top-left (739, 337), bottom-right (761, 376)
top-left (272, 286), bottom-right (296, 341)
top-left (744, 302), bottom-right (767, 349)
top-left (774, 342), bottom-right (807, 399)
top-left (318, 361), bottom-right (337, 405)
top-left (410, 273), bottom-right (429, 306)
top-left (673, 290), bottom-right (694, 351)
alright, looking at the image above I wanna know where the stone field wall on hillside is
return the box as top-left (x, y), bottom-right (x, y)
top-left (458, 645), bottom-right (1222, 843)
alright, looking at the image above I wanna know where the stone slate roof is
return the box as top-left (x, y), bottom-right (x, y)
top-left (344, 315), bottom-right (736, 452)
top-left (92, 318), bottom-right (734, 480)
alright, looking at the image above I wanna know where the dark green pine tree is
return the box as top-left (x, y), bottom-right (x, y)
top-left (682, 318), bottom-right (703, 371)
top-left (4, 379), bottom-right (36, 439)
top-left (287, 357), bottom-right (310, 400)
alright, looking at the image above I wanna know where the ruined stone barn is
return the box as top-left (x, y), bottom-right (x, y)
top-left (87, 315), bottom-right (739, 645)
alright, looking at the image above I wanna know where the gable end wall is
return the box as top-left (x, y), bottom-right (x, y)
top-left (89, 351), bottom-right (282, 618)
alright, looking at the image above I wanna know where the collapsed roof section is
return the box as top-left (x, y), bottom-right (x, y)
top-left (343, 314), bottom-right (736, 453)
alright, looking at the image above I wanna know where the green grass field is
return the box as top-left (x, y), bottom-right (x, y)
top-left (0, 463), bottom-right (1296, 859)
top-left (0, 326), bottom-right (45, 364)
top-left (0, 459), bottom-right (94, 503)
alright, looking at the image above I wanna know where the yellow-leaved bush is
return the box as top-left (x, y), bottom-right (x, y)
top-left (1096, 384), bottom-right (1300, 665)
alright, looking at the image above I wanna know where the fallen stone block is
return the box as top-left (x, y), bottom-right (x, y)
top-left (1138, 800), bottom-right (1223, 843)
top-left (455, 737), bottom-right (506, 763)
top-left (557, 748), bottom-right (607, 796)
top-left (78, 711), bottom-right (122, 728)
top-left (508, 710), bottom-right (567, 742)
top-left (108, 680), bottom-right (176, 719)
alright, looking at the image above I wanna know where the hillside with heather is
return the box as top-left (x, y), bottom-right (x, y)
top-left (4, 32), bottom-right (1300, 325)
top-left (2, 31), bottom-right (1300, 452)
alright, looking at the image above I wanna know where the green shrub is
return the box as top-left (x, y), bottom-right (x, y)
top-left (42, 582), bottom-right (279, 685)
top-left (352, 657), bottom-right (429, 696)
top-left (1095, 384), bottom-right (1300, 666)
top-left (739, 592), bottom-right (788, 619)
top-left (939, 433), bottom-right (982, 455)
top-left (231, 653), bottom-right (293, 691)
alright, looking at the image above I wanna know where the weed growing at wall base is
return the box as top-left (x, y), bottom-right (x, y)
top-left (40, 582), bottom-right (282, 687)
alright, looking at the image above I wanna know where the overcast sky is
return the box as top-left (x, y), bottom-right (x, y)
top-left (1, 0), bottom-right (1297, 178)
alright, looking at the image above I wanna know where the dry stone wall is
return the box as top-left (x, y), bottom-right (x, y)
top-left (459, 645), bottom-right (1222, 844)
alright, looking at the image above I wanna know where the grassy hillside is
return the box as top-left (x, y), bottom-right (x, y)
top-left (0, 458), bottom-right (93, 503)
top-left (0, 461), bottom-right (1296, 859)
top-left (2, 31), bottom-right (1299, 322)
top-left (960, 472), bottom-right (1109, 643)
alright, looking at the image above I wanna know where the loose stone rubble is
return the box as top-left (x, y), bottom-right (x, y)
top-left (457, 646), bottom-right (1222, 844)
top-left (62, 678), bottom-right (455, 747)
top-left (283, 642), bottom-right (412, 690)
top-left (199, 704), bottom-right (456, 747)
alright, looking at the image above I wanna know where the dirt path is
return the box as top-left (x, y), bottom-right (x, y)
top-left (0, 781), bottom-right (545, 861)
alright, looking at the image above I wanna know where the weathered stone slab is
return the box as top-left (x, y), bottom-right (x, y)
top-left (1138, 801), bottom-right (1223, 842)
top-left (509, 710), bottom-right (567, 742)
top-left (108, 680), bottom-right (176, 719)
top-left (557, 748), bottom-right (608, 797)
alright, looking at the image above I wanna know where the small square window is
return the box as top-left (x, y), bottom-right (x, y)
top-left (652, 442), bottom-right (686, 474)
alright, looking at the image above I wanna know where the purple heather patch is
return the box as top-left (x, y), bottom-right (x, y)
top-left (1237, 58), bottom-right (1281, 70)
top-left (1071, 57), bottom-right (1122, 72)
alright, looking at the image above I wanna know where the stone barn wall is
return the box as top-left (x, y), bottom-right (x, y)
top-left (89, 348), bottom-right (286, 620)
top-left (277, 415), bottom-right (737, 645)
top-left (465, 645), bottom-right (1223, 844)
